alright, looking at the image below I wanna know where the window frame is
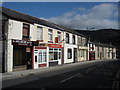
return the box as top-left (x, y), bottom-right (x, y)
top-left (66, 33), bottom-right (69, 44)
top-left (37, 26), bottom-right (43, 40)
top-left (67, 48), bottom-right (72, 59)
top-left (48, 29), bottom-right (53, 41)
top-left (49, 48), bottom-right (62, 61)
top-left (57, 31), bottom-right (61, 42)
top-left (72, 35), bottom-right (75, 44)
top-left (38, 49), bottom-right (47, 63)
top-left (22, 23), bottom-right (30, 40)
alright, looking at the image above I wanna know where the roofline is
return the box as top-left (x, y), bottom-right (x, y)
top-left (1, 6), bottom-right (88, 37)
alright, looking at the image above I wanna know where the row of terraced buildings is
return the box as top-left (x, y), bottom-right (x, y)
top-left (0, 7), bottom-right (116, 73)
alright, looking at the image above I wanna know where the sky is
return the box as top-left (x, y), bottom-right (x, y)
top-left (2, 2), bottom-right (119, 30)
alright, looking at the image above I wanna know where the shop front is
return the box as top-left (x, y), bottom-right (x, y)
top-left (78, 46), bottom-right (88, 62)
top-left (48, 44), bottom-right (62, 67)
top-left (89, 51), bottom-right (95, 60)
top-left (12, 39), bottom-right (34, 71)
top-left (33, 44), bottom-right (62, 69)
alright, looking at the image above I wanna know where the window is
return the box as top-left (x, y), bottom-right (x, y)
top-left (97, 47), bottom-right (99, 57)
top-left (81, 50), bottom-right (84, 57)
top-left (38, 50), bottom-right (47, 63)
top-left (81, 37), bottom-right (86, 46)
top-left (22, 23), bottom-right (30, 40)
top-left (102, 47), bottom-right (104, 57)
top-left (54, 52), bottom-right (58, 60)
top-left (68, 49), bottom-right (72, 59)
top-left (58, 52), bottom-right (61, 59)
top-left (57, 31), bottom-right (61, 42)
top-left (78, 36), bottom-right (82, 45)
top-left (48, 29), bottom-right (53, 41)
top-left (72, 35), bottom-right (75, 44)
top-left (49, 48), bottom-right (61, 61)
top-left (37, 27), bottom-right (43, 40)
top-left (66, 33), bottom-right (69, 43)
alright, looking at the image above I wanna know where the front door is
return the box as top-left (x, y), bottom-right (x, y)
top-left (13, 46), bottom-right (32, 71)
top-left (34, 49), bottom-right (39, 69)
top-left (26, 47), bottom-right (32, 69)
top-left (74, 48), bottom-right (77, 63)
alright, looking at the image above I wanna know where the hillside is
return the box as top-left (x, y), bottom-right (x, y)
top-left (75, 29), bottom-right (120, 58)
top-left (75, 29), bottom-right (120, 47)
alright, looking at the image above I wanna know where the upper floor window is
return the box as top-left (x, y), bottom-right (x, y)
top-left (72, 35), bottom-right (75, 44)
top-left (82, 38), bottom-right (86, 46)
top-left (78, 36), bottom-right (81, 45)
top-left (37, 26), bottom-right (43, 40)
top-left (22, 23), bottom-right (30, 40)
top-left (66, 33), bottom-right (69, 44)
top-left (57, 31), bottom-right (61, 42)
top-left (48, 29), bottom-right (53, 41)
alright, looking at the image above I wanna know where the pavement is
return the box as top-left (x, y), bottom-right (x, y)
top-left (1, 59), bottom-right (119, 80)
top-left (1, 60), bottom-right (93, 80)
top-left (1, 59), bottom-right (105, 81)
top-left (1, 59), bottom-right (120, 89)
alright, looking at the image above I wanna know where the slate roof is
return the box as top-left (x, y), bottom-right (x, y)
top-left (88, 41), bottom-right (116, 48)
top-left (0, 6), bottom-right (86, 37)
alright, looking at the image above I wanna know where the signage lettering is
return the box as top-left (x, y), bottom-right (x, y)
top-left (12, 39), bottom-right (33, 46)
top-left (48, 44), bottom-right (62, 48)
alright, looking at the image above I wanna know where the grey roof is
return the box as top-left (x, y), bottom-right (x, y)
top-left (88, 41), bottom-right (116, 48)
top-left (0, 7), bottom-right (64, 31)
top-left (0, 7), bottom-right (86, 37)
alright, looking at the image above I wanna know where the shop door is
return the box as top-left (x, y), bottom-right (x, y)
top-left (74, 48), bottom-right (77, 63)
top-left (26, 47), bottom-right (32, 69)
top-left (34, 49), bottom-right (39, 69)
top-left (13, 46), bottom-right (27, 71)
top-left (58, 48), bottom-right (62, 65)
top-left (89, 52), bottom-right (95, 60)
top-left (34, 48), bottom-right (47, 69)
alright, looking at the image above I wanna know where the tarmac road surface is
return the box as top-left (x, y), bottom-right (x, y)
top-left (2, 59), bottom-right (120, 89)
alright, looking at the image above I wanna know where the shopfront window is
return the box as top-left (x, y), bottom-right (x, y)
top-left (54, 52), bottom-right (58, 60)
top-left (49, 48), bottom-right (61, 61)
top-left (49, 52), bottom-right (54, 61)
top-left (38, 50), bottom-right (47, 63)
top-left (81, 50), bottom-right (84, 57)
top-left (68, 49), bottom-right (72, 59)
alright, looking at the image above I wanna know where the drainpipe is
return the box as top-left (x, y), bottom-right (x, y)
top-left (2, 19), bottom-right (8, 73)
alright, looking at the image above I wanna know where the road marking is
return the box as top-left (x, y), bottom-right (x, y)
top-left (40, 88), bottom-right (46, 90)
top-left (60, 73), bottom-right (80, 83)
top-left (78, 73), bottom-right (84, 77)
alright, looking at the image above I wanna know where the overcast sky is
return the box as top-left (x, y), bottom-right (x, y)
top-left (2, 2), bottom-right (119, 30)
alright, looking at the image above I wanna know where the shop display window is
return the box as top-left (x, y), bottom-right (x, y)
top-left (49, 48), bottom-right (61, 61)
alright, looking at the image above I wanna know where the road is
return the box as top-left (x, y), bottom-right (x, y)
top-left (2, 59), bottom-right (120, 89)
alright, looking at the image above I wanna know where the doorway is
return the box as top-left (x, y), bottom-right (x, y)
top-left (13, 46), bottom-right (32, 71)
top-left (74, 48), bottom-right (77, 63)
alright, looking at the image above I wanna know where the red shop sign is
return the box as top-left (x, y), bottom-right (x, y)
top-left (48, 44), bottom-right (62, 48)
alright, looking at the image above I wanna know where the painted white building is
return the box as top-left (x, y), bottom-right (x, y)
top-left (87, 41), bottom-right (96, 60)
top-left (77, 36), bottom-right (88, 62)
top-left (1, 7), bottom-right (117, 73)
top-left (62, 30), bottom-right (78, 64)
top-left (1, 7), bottom-right (64, 72)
